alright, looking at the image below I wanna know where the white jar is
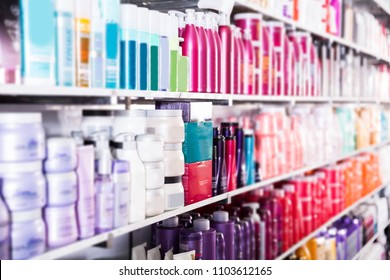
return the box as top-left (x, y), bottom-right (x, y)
top-left (46, 172), bottom-right (77, 207)
top-left (113, 110), bottom-right (147, 140)
top-left (164, 143), bottom-right (185, 176)
top-left (144, 162), bottom-right (165, 190)
top-left (44, 205), bottom-right (78, 248)
top-left (44, 138), bottom-right (77, 173)
top-left (145, 188), bottom-right (165, 217)
top-left (164, 177), bottom-right (185, 210)
top-left (11, 209), bottom-right (46, 260)
top-left (0, 113), bottom-right (45, 162)
top-left (81, 110), bottom-right (113, 139)
top-left (136, 133), bottom-right (164, 163)
top-left (146, 110), bottom-right (184, 143)
top-left (0, 162), bottom-right (46, 211)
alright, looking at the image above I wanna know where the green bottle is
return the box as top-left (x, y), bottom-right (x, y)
top-left (178, 46), bottom-right (188, 92)
top-left (168, 13), bottom-right (180, 92)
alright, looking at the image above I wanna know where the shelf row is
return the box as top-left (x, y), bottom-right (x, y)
top-left (373, 0), bottom-right (390, 17)
top-left (30, 141), bottom-right (389, 260)
top-left (235, 0), bottom-right (390, 64)
top-left (0, 85), bottom-right (388, 105)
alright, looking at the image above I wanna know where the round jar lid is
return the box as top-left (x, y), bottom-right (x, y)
top-left (0, 161), bottom-right (42, 174)
top-left (46, 138), bottom-right (76, 153)
top-left (136, 133), bottom-right (164, 142)
top-left (114, 110), bottom-right (147, 117)
top-left (82, 110), bottom-right (113, 117)
top-left (213, 211), bottom-right (229, 222)
top-left (164, 143), bottom-right (182, 150)
top-left (12, 209), bottom-right (42, 222)
top-left (145, 188), bottom-right (165, 198)
top-left (147, 110), bottom-right (182, 118)
top-left (0, 113), bottom-right (42, 124)
top-left (193, 218), bottom-right (210, 231)
top-left (46, 171), bottom-right (76, 182)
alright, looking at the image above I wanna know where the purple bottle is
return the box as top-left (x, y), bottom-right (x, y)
top-left (230, 216), bottom-right (243, 260)
top-left (211, 211), bottom-right (235, 260)
top-left (195, 12), bottom-right (207, 92)
top-left (230, 207), bottom-right (250, 260)
top-left (179, 228), bottom-right (203, 260)
top-left (242, 206), bottom-right (256, 260)
top-left (156, 216), bottom-right (183, 255)
top-left (182, 9), bottom-right (199, 92)
top-left (216, 232), bottom-right (226, 260)
top-left (193, 218), bottom-right (216, 260)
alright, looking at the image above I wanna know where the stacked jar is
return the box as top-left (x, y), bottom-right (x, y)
top-left (43, 138), bottom-right (78, 248)
top-left (0, 113), bottom-right (46, 259)
top-left (147, 110), bottom-right (185, 210)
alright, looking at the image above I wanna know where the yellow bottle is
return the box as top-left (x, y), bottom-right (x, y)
top-left (75, 0), bottom-right (91, 87)
top-left (295, 245), bottom-right (312, 260)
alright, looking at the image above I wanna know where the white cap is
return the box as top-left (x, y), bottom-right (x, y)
top-left (12, 209), bottom-right (42, 223)
top-left (185, 9), bottom-right (196, 25)
top-left (0, 161), bottom-right (42, 174)
top-left (121, 3), bottom-right (138, 30)
top-left (149, 10), bottom-right (160, 35)
top-left (168, 12), bottom-right (179, 38)
top-left (137, 7), bottom-right (149, 33)
top-left (56, 0), bottom-right (74, 13)
top-left (195, 12), bottom-right (204, 27)
top-left (242, 202), bottom-right (259, 211)
top-left (115, 109), bottom-right (146, 117)
top-left (91, 0), bottom-right (103, 18)
top-left (162, 216), bottom-right (179, 227)
top-left (160, 13), bottom-right (170, 37)
top-left (193, 218), bottom-right (210, 231)
top-left (213, 211), bottom-right (229, 222)
top-left (0, 112), bottom-right (42, 124)
top-left (204, 13), bottom-right (213, 30)
top-left (76, 0), bottom-right (91, 18)
top-left (168, 10), bottom-right (186, 30)
top-left (243, 28), bottom-right (252, 40)
top-left (208, 12), bottom-right (220, 32)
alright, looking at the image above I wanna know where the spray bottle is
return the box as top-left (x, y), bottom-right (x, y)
top-left (209, 12), bottom-right (222, 93)
top-left (194, 12), bottom-right (207, 92)
top-left (204, 13), bottom-right (217, 93)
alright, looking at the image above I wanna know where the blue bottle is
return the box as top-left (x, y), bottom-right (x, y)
top-left (137, 7), bottom-right (150, 91)
top-left (120, 4), bottom-right (138, 90)
top-left (244, 129), bottom-right (255, 185)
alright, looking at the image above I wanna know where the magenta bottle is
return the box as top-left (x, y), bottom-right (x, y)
top-left (242, 29), bottom-right (255, 95)
top-left (156, 216), bottom-right (183, 255)
top-left (211, 211), bottom-right (235, 260)
top-left (182, 9), bottom-right (199, 92)
top-left (211, 14), bottom-right (222, 93)
top-left (218, 14), bottom-right (233, 94)
top-left (237, 30), bottom-right (245, 94)
top-left (232, 27), bottom-right (242, 95)
top-left (193, 218), bottom-right (216, 260)
top-left (205, 13), bottom-right (217, 93)
top-left (258, 206), bottom-right (273, 260)
top-left (195, 12), bottom-right (207, 93)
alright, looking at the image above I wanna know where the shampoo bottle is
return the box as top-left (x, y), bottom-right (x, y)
top-left (167, 12), bottom-right (180, 92)
top-left (177, 47), bottom-right (189, 92)
top-left (242, 29), bottom-right (255, 95)
top-left (211, 211), bottom-right (235, 260)
top-left (218, 14), bottom-right (233, 94)
top-left (216, 232), bottom-right (226, 260)
top-left (195, 12), bottom-right (207, 92)
top-left (156, 216), bottom-right (183, 256)
top-left (120, 4), bottom-right (137, 90)
top-left (210, 13), bottom-right (222, 93)
top-left (90, 0), bottom-right (105, 88)
top-left (232, 27), bottom-right (242, 94)
top-left (149, 11), bottom-right (160, 91)
top-left (182, 9), bottom-right (199, 92)
top-left (193, 218), bottom-right (217, 260)
top-left (137, 8), bottom-right (150, 90)
top-left (75, 0), bottom-right (91, 87)
top-left (54, 0), bottom-right (75, 87)
top-left (204, 13), bottom-right (217, 93)
top-left (159, 13), bottom-right (170, 91)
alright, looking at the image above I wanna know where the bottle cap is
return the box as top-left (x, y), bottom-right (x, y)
top-left (162, 216), bottom-right (179, 227)
top-left (194, 12), bottom-right (204, 27)
top-left (160, 13), bottom-right (170, 37)
top-left (213, 211), bottom-right (229, 222)
top-left (168, 10), bottom-right (185, 30)
top-left (137, 7), bottom-right (149, 33)
top-left (193, 218), bottom-right (210, 231)
top-left (185, 9), bottom-right (196, 25)
top-left (97, 151), bottom-right (112, 175)
top-left (121, 4), bottom-right (138, 30)
top-left (149, 10), bottom-right (160, 35)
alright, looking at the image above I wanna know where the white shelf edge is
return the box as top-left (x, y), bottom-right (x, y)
top-left (275, 183), bottom-right (389, 260)
top-left (352, 219), bottom-right (390, 260)
top-left (235, 0), bottom-right (390, 63)
top-left (30, 141), bottom-right (389, 260)
top-left (372, 0), bottom-right (390, 17)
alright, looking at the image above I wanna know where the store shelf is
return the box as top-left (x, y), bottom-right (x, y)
top-left (352, 219), bottom-right (390, 260)
top-left (372, 0), bottom-right (390, 17)
top-left (235, 0), bottom-right (390, 63)
top-left (275, 184), bottom-right (388, 260)
top-left (29, 141), bottom-right (389, 260)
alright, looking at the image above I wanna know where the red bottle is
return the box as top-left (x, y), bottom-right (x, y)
top-left (273, 189), bottom-right (293, 253)
top-left (283, 184), bottom-right (303, 244)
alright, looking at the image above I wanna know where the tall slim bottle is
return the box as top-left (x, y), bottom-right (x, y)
top-left (243, 29), bottom-right (255, 95)
top-left (204, 13), bottom-right (217, 93)
top-left (159, 13), bottom-right (170, 91)
top-left (177, 47), bottom-right (188, 92)
top-left (75, 0), bottom-right (91, 87)
top-left (119, 4), bottom-right (137, 90)
top-left (210, 13), bottom-right (222, 93)
top-left (195, 12), bottom-right (207, 93)
top-left (149, 11), bottom-right (160, 91)
top-left (168, 13), bottom-right (179, 92)
top-left (137, 8), bottom-right (149, 90)
top-left (218, 13), bottom-right (233, 94)
top-left (102, 0), bottom-right (119, 89)
top-left (232, 27), bottom-right (241, 94)
top-left (182, 9), bottom-right (199, 92)
top-left (90, 0), bottom-right (105, 88)
top-left (55, 0), bottom-right (75, 87)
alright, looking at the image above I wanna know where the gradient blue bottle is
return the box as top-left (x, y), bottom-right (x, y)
top-left (244, 129), bottom-right (255, 185)
top-left (120, 4), bottom-right (138, 90)
top-left (159, 13), bottom-right (170, 91)
top-left (90, 0), bottom-right (105, 88)
top-left (137, 7), bottom-right (150, 90)
top-left (149, 11), bottom-right (160, 91)
top-left (54, 0), bottom-right (75, 87)
top-left (102, 0), bottom-right (120, 89)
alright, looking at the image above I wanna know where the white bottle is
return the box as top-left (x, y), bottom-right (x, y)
top-left (112, 134), bottom-right (146, 223)
top-left (0, 197), bottom-right (10, 259)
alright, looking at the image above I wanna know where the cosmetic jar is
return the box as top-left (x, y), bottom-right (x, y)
top-left (46, 172), bottom-right (77, 207)
top-left (136, 133), bottom-right (164, 162)
top-left (146, 110), bottom-right (184, 143)
top-left (145, 188), bottom-right (165, 217)
top-left (144, 162), bottom-right (165, 190)
top-left (164, 143), bottom-right (185, 176)
top-left (44, 138), bottom-right (77, 173)
top-left (113, 110), bottom-right (147, 140)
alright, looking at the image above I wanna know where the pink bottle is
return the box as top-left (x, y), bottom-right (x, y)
top-left (232, 27), bottom-right (242, 95)
top-left (218, 14), bottom-right (233, 94)
top-left (242, 29), bottom-right (255, 95)
top-left (211, 14), bottom-right (222, 93)
top-left (225, 136), bottom-right (237, 192)
top-left (262, 26), bottom-right (273, 96)
top-left (204, 13), bottom-right (217, 93)
top-left (236, 30), bottom-right (245, 94)
top-left (168, 11), bottom-right (186, 39)
top-left (182, 9), bottom-right (199, 92)
top-left (283, 184), bottom-right (303, 244)
top-left (274, 189), bottom-right (293, 253)
top-left (195, 12), bottom-right (207, 93)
